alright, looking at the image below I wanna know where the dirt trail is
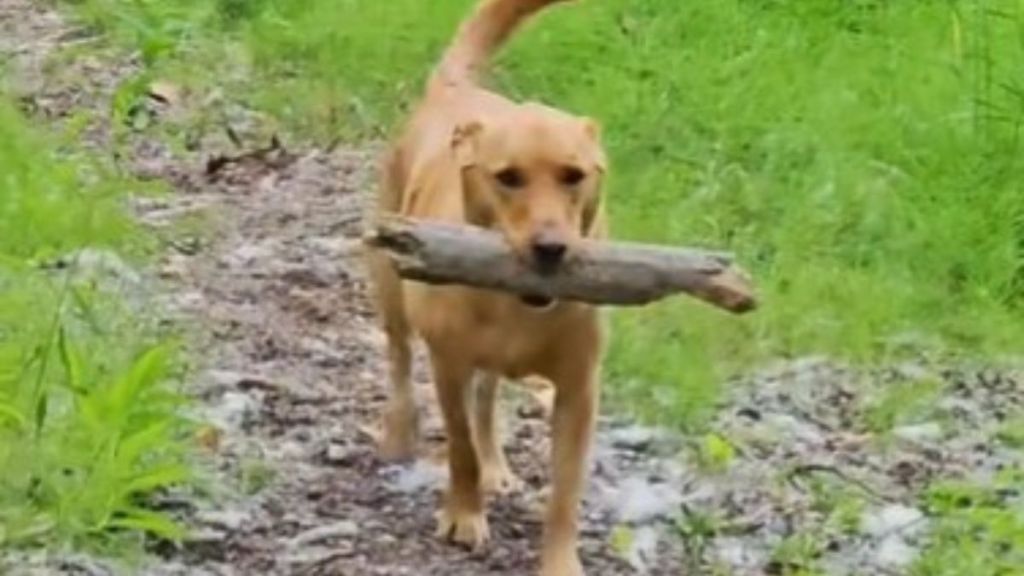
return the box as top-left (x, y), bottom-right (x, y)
top-left (3, 2), bottom-right (1022, 576)
top-left (139, 136), bottom-right (682, 576)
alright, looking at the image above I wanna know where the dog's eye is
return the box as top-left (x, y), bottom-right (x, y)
top-left (494, 167), bottom-right (526, 188)
top-left (559, 166), bottom-right (586, 186)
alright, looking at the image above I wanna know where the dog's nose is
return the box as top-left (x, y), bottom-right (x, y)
top-left (531, 239), bottom-right (567, 271)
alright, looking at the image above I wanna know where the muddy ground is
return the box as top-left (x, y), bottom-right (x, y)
top-left (1, 1), bottom-right (1021, 575)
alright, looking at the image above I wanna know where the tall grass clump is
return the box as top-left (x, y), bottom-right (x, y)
top-left (0, 98), bottom-right (193, 556)
top-left (64, 0), bottom-right (1024, 428)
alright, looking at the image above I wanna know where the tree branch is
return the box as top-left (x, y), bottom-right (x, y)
top-left (364, 216), bottom-right (757, 314)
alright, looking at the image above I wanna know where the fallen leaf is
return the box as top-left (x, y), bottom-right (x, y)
top-left (148, 80), bottom-right (182, 107)
top-left (195, 424), bottom-right (223, 453)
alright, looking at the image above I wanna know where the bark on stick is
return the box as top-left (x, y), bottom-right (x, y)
top-left (364, 216), bottom-right (757, 314)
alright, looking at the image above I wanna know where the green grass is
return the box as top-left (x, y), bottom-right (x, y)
top-left (59, 0), bottom-right (1024, 428)
top-left (915, 471), bottom-right (1024, 576)
top-left (862, 376), bottom-right (947, 433)
top-left (0, 98), bottom-right (193, 557)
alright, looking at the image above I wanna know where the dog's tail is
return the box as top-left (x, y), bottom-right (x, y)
top-left (430, 0), bottom-right (569, 91)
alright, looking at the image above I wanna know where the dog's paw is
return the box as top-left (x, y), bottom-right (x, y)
top-left (480, 461), bottom-right (524, 496)
top-left (518, 376), bottom-right (555, 421)
top-left (435, 506), bottom-right (490, 551)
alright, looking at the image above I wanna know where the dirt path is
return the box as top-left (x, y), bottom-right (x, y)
top-left (140, 137), bottom-right (689, 576)
top-left (3, 2), bottom-right (1022, 576)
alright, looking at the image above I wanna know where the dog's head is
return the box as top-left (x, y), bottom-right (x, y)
top-left (452, 102), bottom-right (607, 278)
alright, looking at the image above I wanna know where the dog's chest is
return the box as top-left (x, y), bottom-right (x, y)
top-left (406, 284), bottom-right (575, 378)
top-left (464, 298), bottom-right (564, 374)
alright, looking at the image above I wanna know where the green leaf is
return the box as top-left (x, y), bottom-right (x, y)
top-left (105, 508), bottom-right (185, 541)
top-left (110, 344), bottom-right (171, 417)
top-left (0, 402), bottom-right (26, 428)
top-left (57, 327), bottom-right (87, 395)
top-left (609, 524), bottom-right (635, 558)
top-left (4, 514), bottom-right (57, 545)
top-left (699, 433), bottom-right (736, 472)
top-left (33, 389), bottom-right (48, 435)
top-left (117, 420), bottom-right (171, 465)
top-left (121, 463), bottom-right (189, 497)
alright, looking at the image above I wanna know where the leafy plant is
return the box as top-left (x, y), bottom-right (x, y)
top-left (768, 533), bottom-right (825, 576)
top-left (697, 432), bottom-right (737, 473)
top-left (914, 472), bottom-right (1024, 576)
top-left (995, 416), bottom-right (1024, 449)
top-left (674, 507), bottom-right (721, 571)
top-left (0, 98), bottom-right (194, 556)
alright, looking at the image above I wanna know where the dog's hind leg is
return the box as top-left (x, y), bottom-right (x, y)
top-left (376, 312), bottom-right (417, 461)
top-left (367, 150), bottom-right (418, 461)
top-left (472, 372), bottom-right (523, 495)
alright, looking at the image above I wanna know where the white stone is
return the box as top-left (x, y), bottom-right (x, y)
top-left (862, 505), bottom-right (925, 538)
top-left (892, 422), bottom-right (943, 444)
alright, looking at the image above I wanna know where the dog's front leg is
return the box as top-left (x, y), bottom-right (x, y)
top-left (540, 359), bottom-right (599, 576)
top-left (473, 372), bottom-right (523, 495)
top-left (430, 348), bottom-right (490, 550)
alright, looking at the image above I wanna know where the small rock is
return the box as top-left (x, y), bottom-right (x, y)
top-left (892, 422), bottom-right (944, 444)
top-left (207, 391), bottom-right (259, 431)
top-left (607, 425), bottom-right (660, 452)
top-left (325, 443), bottom-right (351, 464)
top-left (308, 237), bottom-right (361, 258)
top-left (713, 537), bottom-right (770, 571)
top-left (272, 440), bottom-right (306, 460)
top-left (862, 505), bottom-right (925, 538)
top-left (184, 528), bottom-right (229, 561)
top-left (203, 369), bottom-right (249, 390)
top-left (289, 520), bottom-right (360, 548)
top-left (302, 337), bottom-right (346, 367)
top-left (383, 459), bottom-right (447, 493)
top-left (167, 290), bottom-right (205, 312)
top-left (280, 545), bottom-right (351, 570)
top-left (56, 554), bottom-right (116, 576)
top-left (223, 243), bottom-right (274, 267)
top-left (196, 509), bottom-right (250, 532)
top-left (763, 413), bottom-right (823, 445)
top-left (875, 535), bottom-right (919, 568)
top-left (607, 476), bottom-right (684, 524)
top-left (158, 254), bottom-right (191, 280)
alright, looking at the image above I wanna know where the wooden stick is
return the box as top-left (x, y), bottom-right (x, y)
top-left (363, 216), bottom-right (757, 314)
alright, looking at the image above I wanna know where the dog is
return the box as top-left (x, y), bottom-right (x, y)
top-left (365, 1), bottom-right (607, 574)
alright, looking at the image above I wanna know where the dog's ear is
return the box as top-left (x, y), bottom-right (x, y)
top-left (581, 196), bottom-right (606, 238)
top-left (452, 120), bottom-right (494, 226)
top-left (452, 120), bottom-right (484, 168)
top-left (580, 118), bottom-right (607, 237)
top-left (581, 118), bottom-right (607, 173)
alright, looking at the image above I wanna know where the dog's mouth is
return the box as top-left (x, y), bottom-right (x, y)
top-left (520, 294), bottom-right (555, 309)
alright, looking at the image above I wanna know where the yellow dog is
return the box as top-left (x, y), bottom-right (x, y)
top-left (366, 1), bottom-right (607, 574)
